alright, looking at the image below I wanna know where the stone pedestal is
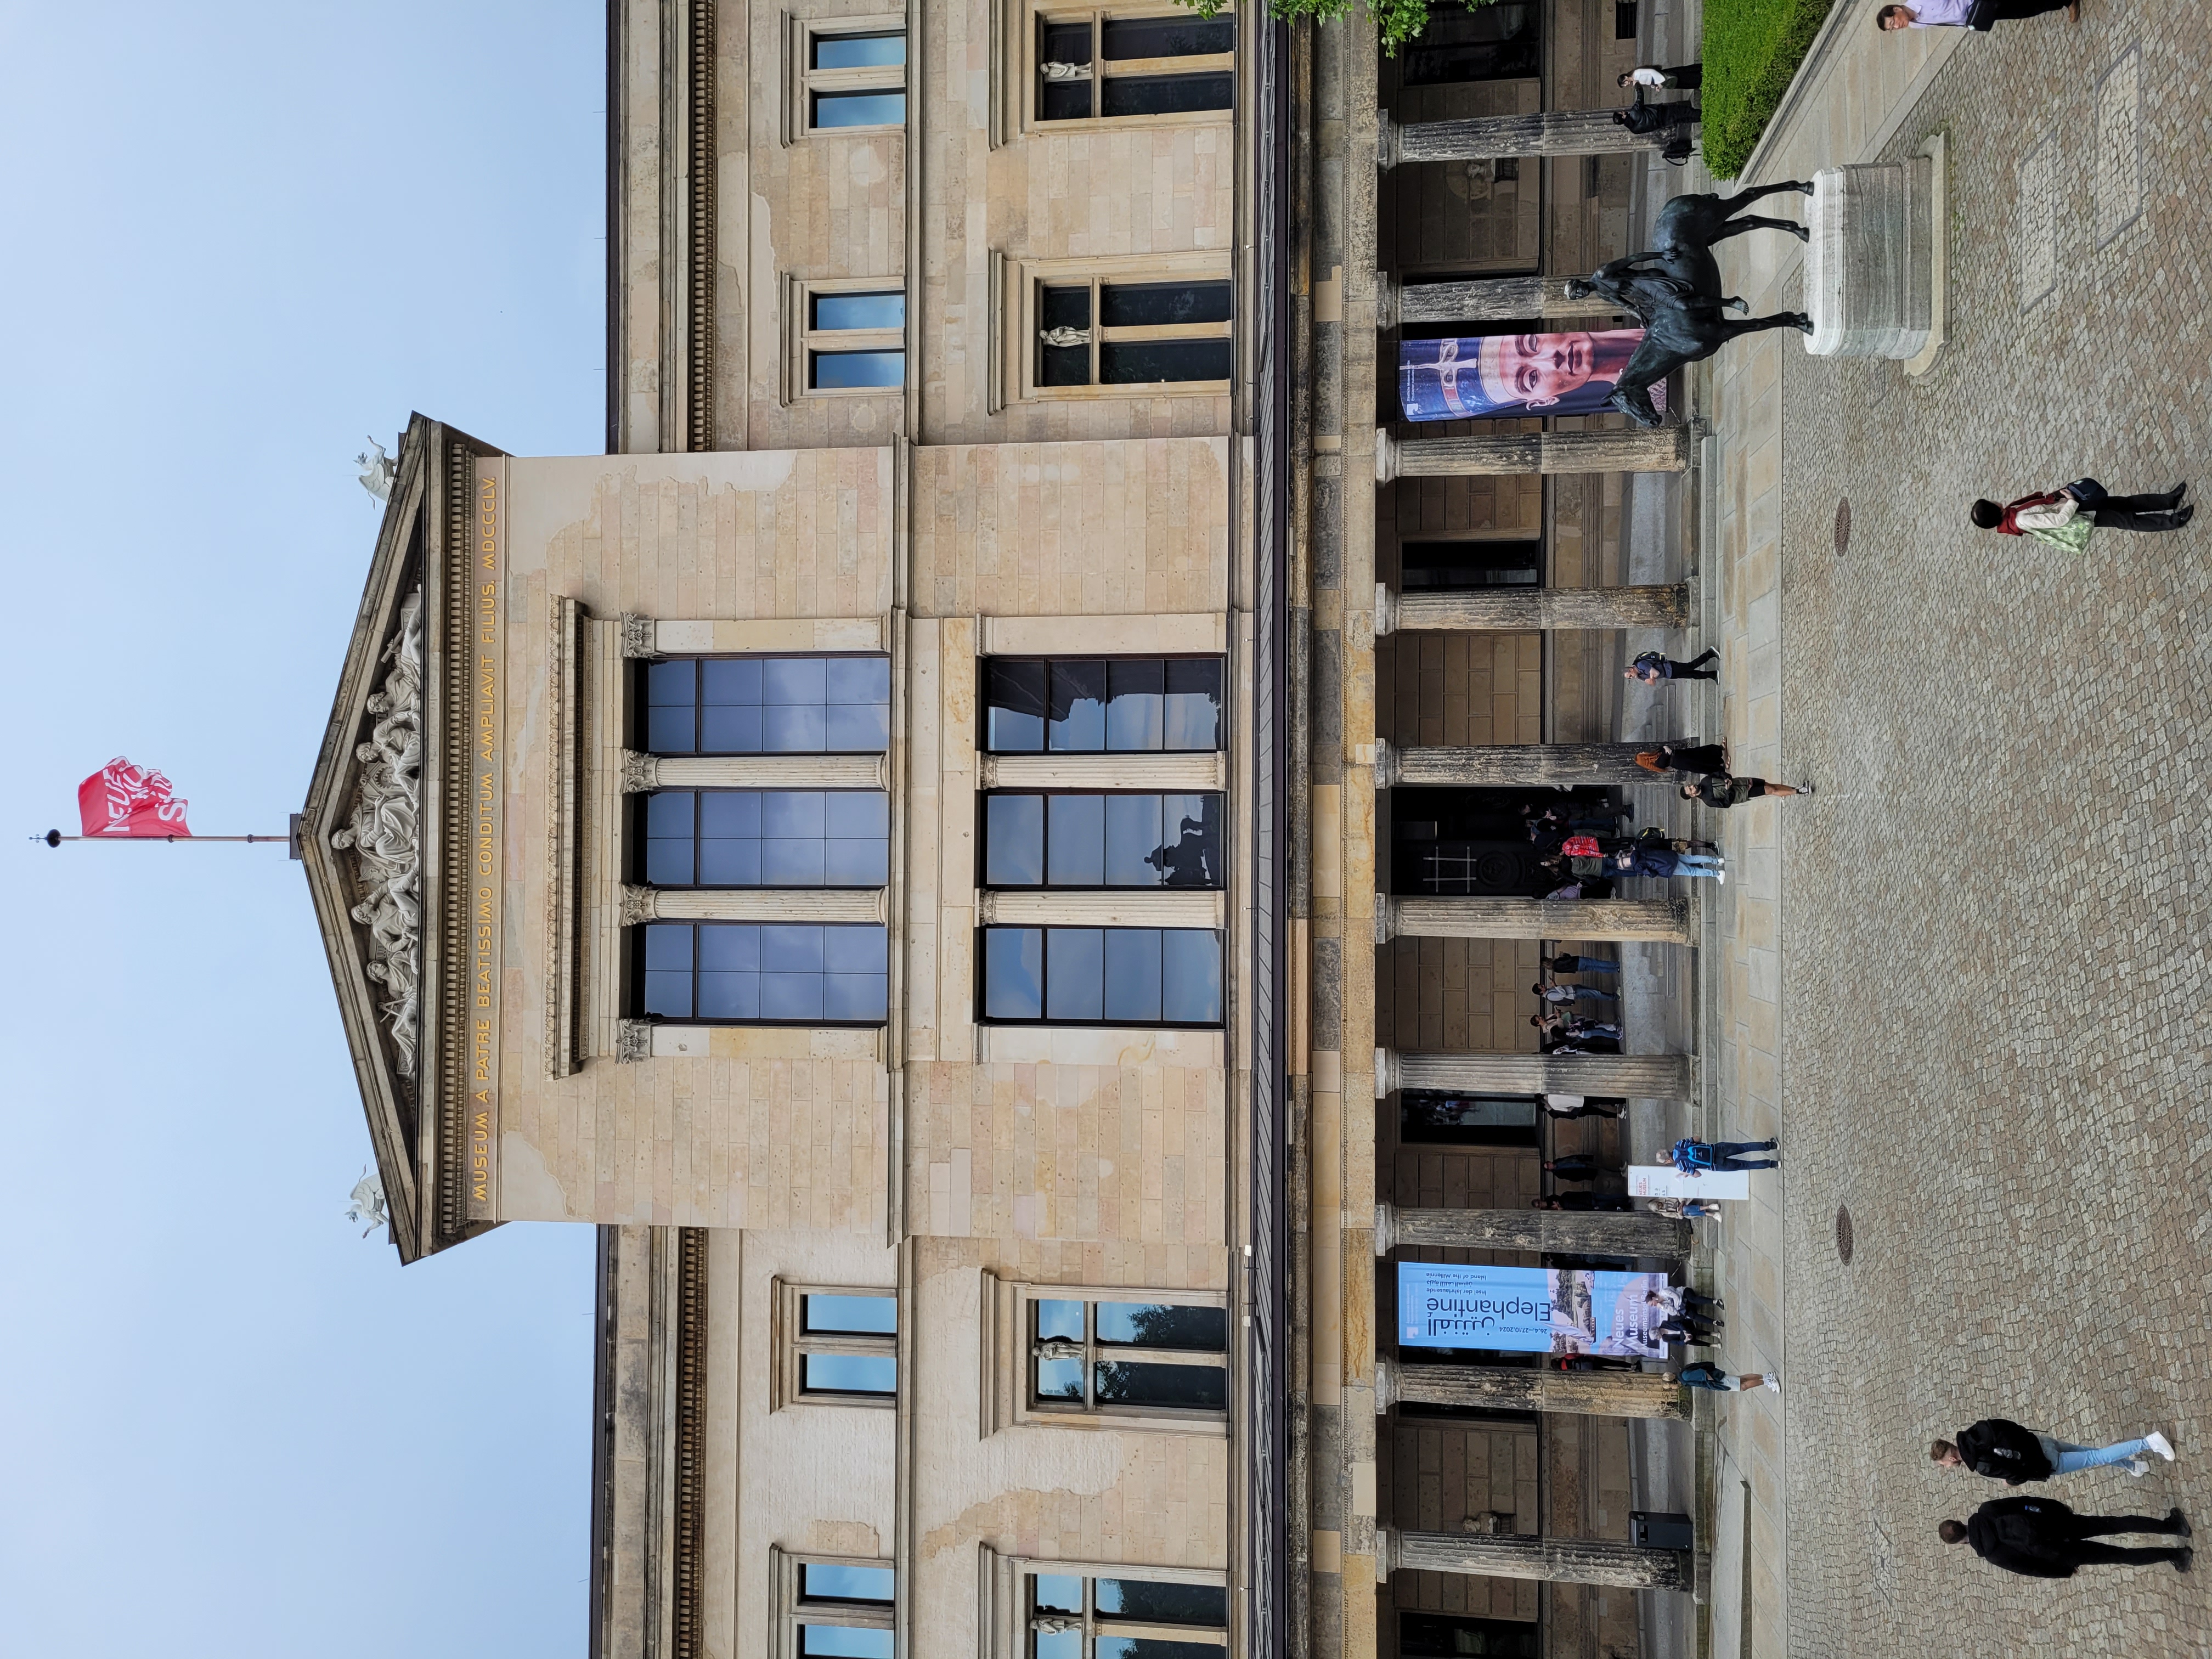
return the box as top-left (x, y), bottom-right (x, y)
top-left (1804, 159), bottom-right (1935, 359)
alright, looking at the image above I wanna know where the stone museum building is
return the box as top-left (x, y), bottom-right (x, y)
top-left (304, 2), bottom-right (1700, 1657)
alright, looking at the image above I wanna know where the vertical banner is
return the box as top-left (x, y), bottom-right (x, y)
top-left (465, 454), bottom-right (505, 1222)
top-left (1398, 330), bottom-right (1661, 421)
top-left (1396, 1262), bottom-right (1682, 1358)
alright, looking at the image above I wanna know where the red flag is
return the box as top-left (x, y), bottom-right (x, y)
top-left (77, 757), bottom-right (193, 837)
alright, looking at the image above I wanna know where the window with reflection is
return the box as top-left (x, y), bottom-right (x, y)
top-left (1401, 1), bottom-right (1539, 86)
top-left (805, 24), bottom-right (907, 131)
top-left (1035, 7), bottom-right (1235, 122)
top-left (645, 656), bottom-right (891, 755)
top-left (1026, 1570), bottom-right (1229, 1659)
top-left (795, 1291), bottom-right (898, 1401)
top-left (983, 658), bottom-right (1222, 753)
top-left (1030, 1296), bottom-right (1229, 1415)
top-left (805, 286), bottom-right (906, 391)
top-left (1036, 279), bottom-right (1233, 388)
top-left (641, 790), bottom-right (890, 888)
top-left (983, 792), bottom-right (1222, 889)
top-left (1398, 1612), bottom-right (1540, 1658)
top-left (981, 927), bottom-right (1222, 1026)
top-left (637, 922), bottom-right (889, 1023)
top-left (785, 1555), bottom-right (896, 1658)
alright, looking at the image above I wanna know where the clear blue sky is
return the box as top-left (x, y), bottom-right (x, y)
top-left (0, 5), bottom-right (604, 1654)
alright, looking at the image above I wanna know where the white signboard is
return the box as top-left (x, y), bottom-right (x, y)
top-left (1628, 1164), bottom-right (1751, 1201)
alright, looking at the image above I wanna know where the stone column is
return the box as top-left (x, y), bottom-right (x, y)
top-left (1376, 1047), bottom-right (1692, 1101)
top-left (1375, 582), bottom-right (1689, 634)
top-left (1376, 110), bottom-right (1677, 168)
top-left (1375, 273), bottom-right (1621, 329)
top-left (1375, 895), bottom-right (1691, 945)
top-left (1376, 427), bottom-right (1690, 482)
top-left (1374, 1203), bottom-right (1692, 1259)
top-left (1376, 1359), bottom-right (1689, 1421)
top-left (1375, 738), bottom-right (1662, 787)
top-left (1378, 1528), bottom-right (1690, 1589)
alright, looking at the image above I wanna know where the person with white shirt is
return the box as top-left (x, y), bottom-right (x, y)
top-left (1617, 63), bottom-right (1701, 89)
top-left (1876, 0), bottom-right (2074, 31)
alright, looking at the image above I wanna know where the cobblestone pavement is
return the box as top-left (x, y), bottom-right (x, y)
top-left (1706, 3), bottom-right (2212, 1654)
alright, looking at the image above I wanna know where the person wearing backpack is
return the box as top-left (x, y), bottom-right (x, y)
top-left (1932, 1419), bottom-right (2176, 1482)
top-left (1970, 478), bottom-right (2192, 549)
top-left (1626, 647), bottom-right (1719, 684)
top-left (1940, 1499), bottom-right (2191, 1577)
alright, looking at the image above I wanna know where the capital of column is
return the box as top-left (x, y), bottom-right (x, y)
top-left (1373, 426), bottom-right (1399, 484)
top-left (1372, 737), bottom-right (1400, 789)
top-left (1375, 110), bottom-right (1401, 171)
top-left (1375, 271), bottom-right (1400, 331)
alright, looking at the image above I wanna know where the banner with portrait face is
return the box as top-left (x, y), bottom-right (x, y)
top-left (1396, 1261), bottom-right (1681, 1358)
top-left (1399, 330), bottom-right (1662, 421)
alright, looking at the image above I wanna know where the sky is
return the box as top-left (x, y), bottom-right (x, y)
top-left (0, 5), bottom-right (605, 1655)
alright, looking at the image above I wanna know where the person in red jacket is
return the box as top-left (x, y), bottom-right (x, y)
top-left (1970, 478), bottom-right (2191, 548)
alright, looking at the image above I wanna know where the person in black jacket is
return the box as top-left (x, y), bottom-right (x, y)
top-left (1932, 1420), bottom-right (2176, 1482)
top-left (1939, 1499), bottom-right (2191, 1577)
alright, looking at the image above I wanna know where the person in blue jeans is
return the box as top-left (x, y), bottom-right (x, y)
top-left (1671, 1137), bottom-right (1779, 1173)
top-left (1545, 953), bottom-right (1619, 975)
top-left (1679, 1363), bottom-right (1779, 1393)
top-left (1934, 1419), bottom-right (2179, 1482)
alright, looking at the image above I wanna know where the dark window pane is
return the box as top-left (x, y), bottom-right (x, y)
top-left (1033, 1573), bottom-right (1086, 1616)
top-left (812, 291), bottom-right (906, 330)
top-left (985, 794), bottom-right (1046, 886)
top-left (1039, 77), bottom-right (1094, 121)
top-left (1401, 1612), bottom-right (1543, 1659)
top-left (1101, 71), bottom-right (1232, 117)
top-left (1164, 659), bottom-right (1223, 749)
top-left (1045, 928), bottom-right (1104, 1022)
top-left (1100, 280), bottom-right (1232, 329)
top-left (1403, 1), bottom-right (1541, 86)
top-left (1161, 929), bottom-right (1223, 1023)
top-left (803, 1353), bottom-right (898, 1395)
top-left (1040, 285), bottom-right (1092, 331)
top-left (1105, 658), bottom-right (1165, 751)
top-left (1039, 19), bottom-right (1093, 64)
top-left (983, 928), bottom-right (1044, 1020)
top-left (701, 659), bottom-right (762, 704)
top-left (804, 1294), bottom-right (897, 1334)
top-left (648, 660), bottom-right (696, 706)
top-left (1100, 336), bottom-right (1233, 385)
top-left (800, 1627), bottom-right (894, 1659)
top-left (801, 1562), bottom-right (897, 1604)
top-left (700, 702), bottom-right (764, 753)
top-left (985, 659), bottom-right (1047, 752)
top-left (1095, 1579), bottom-right (1230, 1626)
top-left (812, 29), bottom-right (906, 67)
top-left (1047, 794), bottom-right (1105, 886)
top-left (1035, 1299), bottom-right (1086, 1341)
top-left (1093, 1360), bottom-right (1226, 1410)
top-left (1048, 661), bottom-right (1107, 751)
top-left (1100, 14), bottom-right (1235, 57)
top-left (1101, 928), bottom-right (1162, 1022)
top-left (1400, 540), bottom-right (1543, 590)
top-left (1156, 793), bottom-right (1222, 888)
top-left (1102, 793), bottom-right (1164, 886)
top-left (1039, 338), bottom-right (1092, 386)
top-left (813, 89), bottom-right (906, 127)
top-left (1094, 1303), bottom-right (1227, 1350)
top-left (811, 348), bottom-right (906, 388)
top-left (1094, 1640), bottom-right (1226, 1659)
top-left (1034, 1356), bottom-right (1085, 1401)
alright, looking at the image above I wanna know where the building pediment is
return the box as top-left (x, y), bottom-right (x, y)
top-left (302, 414), bottom-right (505, 1262)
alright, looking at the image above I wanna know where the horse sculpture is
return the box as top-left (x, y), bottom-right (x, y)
top-left (1566, 181), bottom-right (1818, 427)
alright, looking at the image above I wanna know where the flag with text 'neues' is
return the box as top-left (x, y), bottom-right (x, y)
top-left (77, 757), bottom-right (192, 837)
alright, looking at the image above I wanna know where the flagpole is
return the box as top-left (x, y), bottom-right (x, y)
top-left (39, 832), bottom-right (292, 844)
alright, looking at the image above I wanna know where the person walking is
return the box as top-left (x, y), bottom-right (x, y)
top-left (1618, 62), bottom-right (1702, 89)
top-left (1679, 1363), bottom-right (1778, 1393)
top-left (1543, 1155), bottom-right (1621, 1184)
top-left (1877, 0), bottom-right (2076, 31)
top-left (1539, 1092), bottom-right (1623, 1119)
top-left (1626, 647), bottom-right (1719, 684)
top-left (1932, 1420), bottom-right (2177, 1483)
top-left (1535, 980), bottom-right (1620, 1007)
top-left (1636, 742), bottom-right (1729, 778)
top-left (1671, 1137), bottom-right (1779, 1174)
top-left (1654, 1315), bottom-right (1720, 1347)
top-left (1970, 478), bottom-right (2191, 548)
top-left (1940, 1500), bottom-right (2192, 1577)
top-left (1680, 1199), bottom-right (1725, 1220)
top-left (1532, 1192), bottom-right (1635, 1213)
top-left (1647, 1290), bottom-right (1724, 1325)
top-left (1545, 953), bottom-right (1619, 975)
top-left (1681, 774), bottom-right (1812, 808)
top-left (1606, 842), bottom-right (1726, 879)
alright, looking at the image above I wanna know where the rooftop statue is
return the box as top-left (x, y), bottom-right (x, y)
top-left (356, 436), bottom-right (394, 504)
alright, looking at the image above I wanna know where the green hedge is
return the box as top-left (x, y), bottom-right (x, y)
top-left (1700, 0), bottom-right (1837, 179)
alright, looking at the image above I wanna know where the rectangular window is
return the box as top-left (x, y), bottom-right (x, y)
top-left (1400, 1611), bottom-right (1541, 1659)
top-left (804, 285), bottom-right (906, 392)
top-left (1026, 1570), bottom-right (1229, 1658)
top-left (1032, 7), bottom-right (1234, 124)
top-left (1398, 540), bottom-right (1543, 590)
top-left (983, 792), bottom-right (1223, 889)
top-left (1401, 1), bottom-right (1541, 86)
top-left (980, 926), bottom-right (1222, 1026)
top-left (645, 656), bottom-right (891, 755)
top-left (1035, 277), bottom-right (1232, 390)
top-left (641, 791), bottom-right (890, 888)
top-left (1030, 1297), bottom-right (1229, 1415)
top-left (637, 922), bottom-right (889, 1024)
top-left (775, 1551), bottom-right (897, 1659)
top-left (800, 21), bottom-right (907, 133)
top-left (983, 658), bottom-right (1223, 753)
top-left (777, 1282), bottom-right (899, 1409)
